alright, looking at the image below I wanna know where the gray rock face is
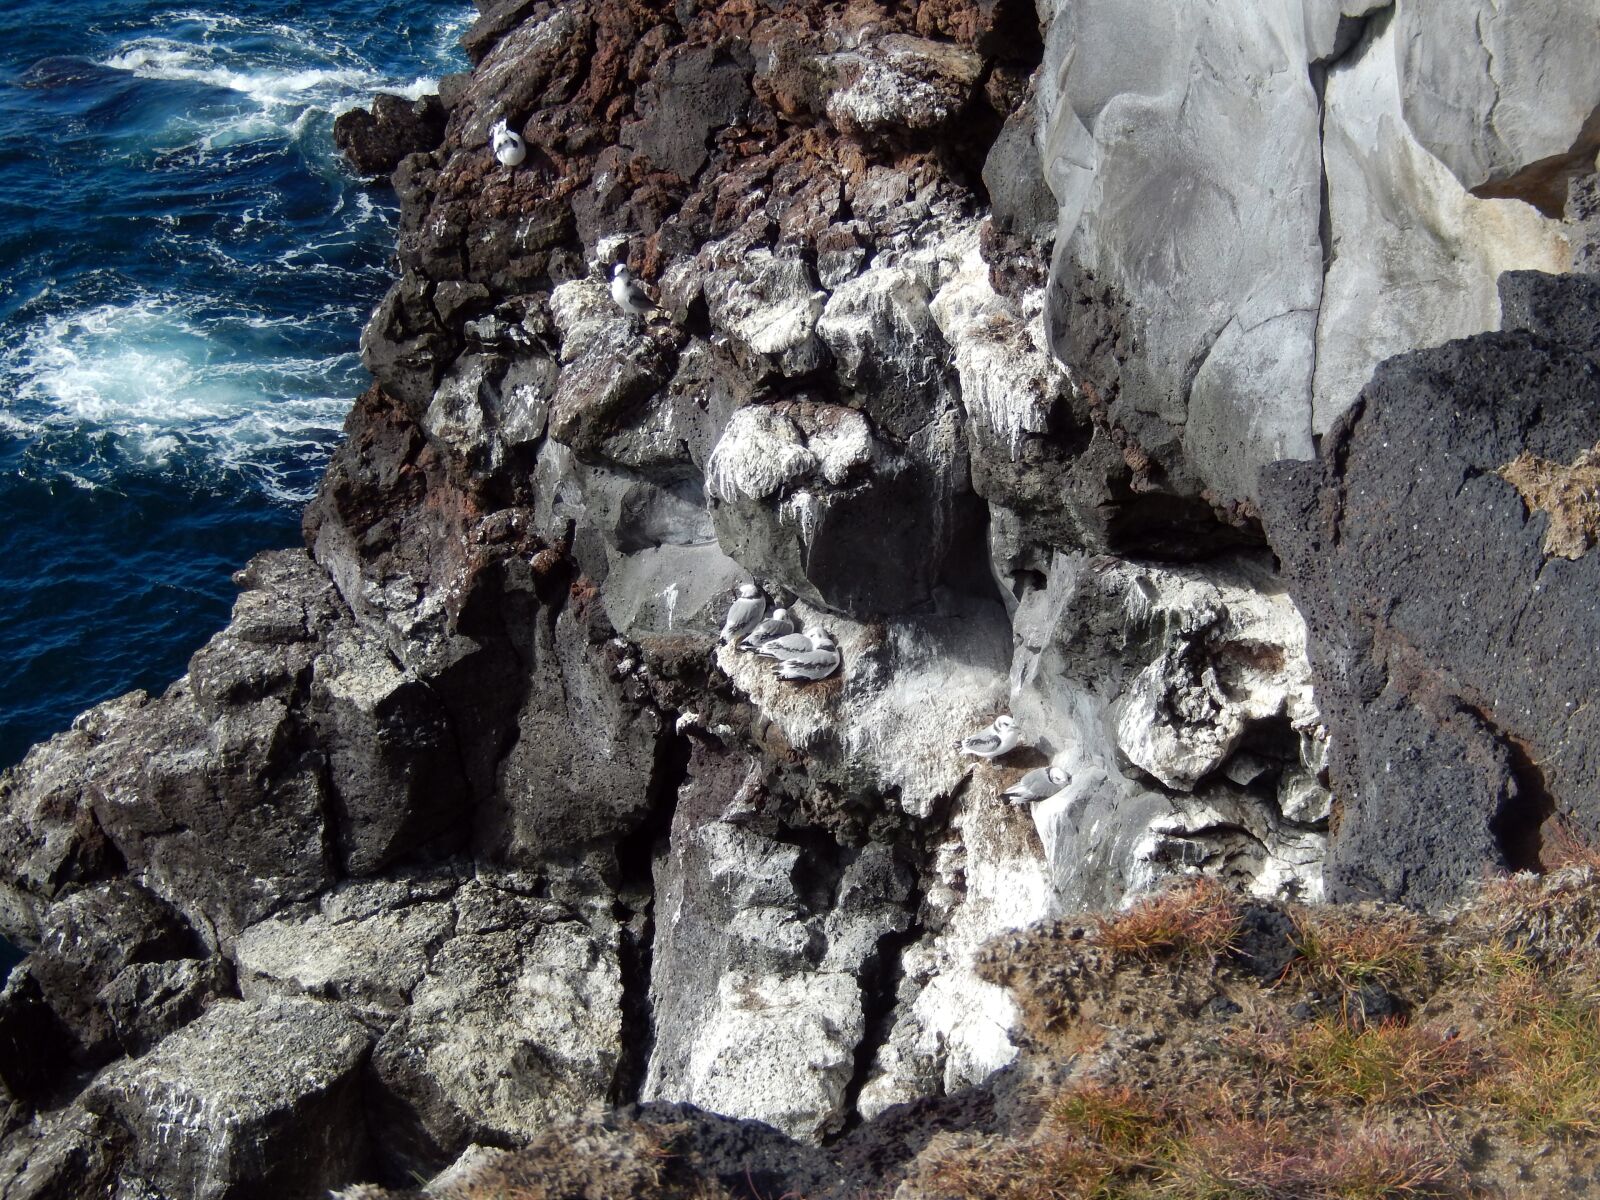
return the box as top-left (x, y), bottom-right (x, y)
top-left (1397, 0), bottom-right (1600, 213)
top-left (1037, 0), bottom-right (1593, 506)
top-left (86, 997), bottom-right (371, 1200)
top-left (1007, 552), bottom-right (1329, 909)
top-left (1037, 0), bottom-right (1329, 504)
top-left (1313, 10), bottom-right (1574, 429)
top-left (370, 885), bottom-right (621, 1174)
top-left (1262, 274), bottom-right (1600, 905)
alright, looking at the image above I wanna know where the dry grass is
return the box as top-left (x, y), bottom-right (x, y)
top-left (1538, 821), bottom-right (1600, 872)
top-left (1286, 905), bottom-right (1431, 994)
top-left (1473, 961), bottom-right (1600, 1139)
top-left (911, 1082), bottom-right (1465, 1200)
top-left (1160, 1118), bottom-right (1463, 1200)
top-left (1090, 878), bottom-right (1242, 963)
top-left (1475, 865), bottom-right (1600, 968)
top-left (1241, 1018), bottom-right (1479, 1109)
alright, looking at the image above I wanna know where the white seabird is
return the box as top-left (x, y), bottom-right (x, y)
top-left (740, 606), bottom-right (795, 651)
top-left (490, 119), bottom-right (526, 168)
top-left (1002, 765), bottom-right (1070, 807)
top-left (720, 583), bottom-right (766, 645)
top-left (961, 714), bottom-right (1022, 760)
top-left (756, 626), bottom-right (824, 662)
top-left (610, 263), bottom-right (657, 318)
top-left (776, 636), bottom-right (840, 682)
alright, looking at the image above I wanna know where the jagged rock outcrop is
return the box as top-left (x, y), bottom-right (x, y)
top-left (2, 0), bottom-right (1598, 1195)
top-left (334, 93), bottom-right (448, 177)
top-left (1263, 270), bottom-right (1600, 907)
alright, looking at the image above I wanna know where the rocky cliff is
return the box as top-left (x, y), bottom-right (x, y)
top-left (2, 0), bottom-right (1598, 1196)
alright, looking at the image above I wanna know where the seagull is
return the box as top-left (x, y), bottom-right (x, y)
top-left (740, 606), bottom-right (795, 651)
top-left (490, 119), bottom-right (526, 168)
top-left (1002, 765), bottom-right (1070, 807)
top-left (610, 263), bottom-right (657, 318)
top-left (757, 626), bottom-right (825, 662)
top-left (776, 637), bottom-right (840, 682)
top-left (961, 715), bottom-right (1022, 760)
top-left (720, 584), bottom-right (766, 645)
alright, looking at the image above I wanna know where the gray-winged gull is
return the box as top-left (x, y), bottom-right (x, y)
top-left (740, 606), bottom-right (795, 651)
top-left (776, 632), bottom-right (840, 682)
top-left (720, 583), bottom-right (766, 645)
top-left (1002, 765), bottom-right (1069, 807)
top-left (961, 714), bottom-right (1022, 760)
top-left (610, 263), bottom-right (656, 317)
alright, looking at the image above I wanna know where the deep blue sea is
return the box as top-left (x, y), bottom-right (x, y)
top-left (0, 0), bottom-right (472, 774)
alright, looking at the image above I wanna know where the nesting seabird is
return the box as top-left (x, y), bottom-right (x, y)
top-left (1002, 765), bottom-right (1069, 807)
top-left (776, 635), bottom-right (840, 682)
top-left (489, 119), bottom-right (526, 168)
top-left (720, 583), bottom-right (766, 645)
top-left (740, 606), bottom-right (795, 651)
top-left (610, 263), bottom-right (657, 318)
top-left (961, 714), bottom-right (1022, 760)
top-left (757, 626), bottom-right (824, 662)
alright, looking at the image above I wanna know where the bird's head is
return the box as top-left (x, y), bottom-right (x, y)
top-left (612, 263), bottom-right (631, 281)
top-left (1047, 766), bottom-right (1070, 787)
top-left (994, 715), bottom-right (1016, 732)
top-left (770, 607), bottom-right (787, 620)
top-left (737, 583), bottom-right (760, 599)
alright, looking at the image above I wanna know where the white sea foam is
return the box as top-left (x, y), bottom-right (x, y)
top-left (2, 295), bottom-right (356, 500)
top-left (99, 8), bottom-right (462, 153)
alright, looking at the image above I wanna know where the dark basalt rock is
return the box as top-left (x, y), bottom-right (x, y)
top-left (85, 996), bottom-right (372, 1200)
top-left (333, 93), bottom-right (447, 178)
top-left (1262, 273), bottom-right (1600, 906)
top-left (1228, 903), bottom-right (1300, 983)
top-left (982, 97), bottom-right (1056, 245)
top-left (620, 45), bottom-right (753, 182)
top-left (0, 966), bottom-right (75, 1104)
top-left (27, 880), bottom-right (201, 1066)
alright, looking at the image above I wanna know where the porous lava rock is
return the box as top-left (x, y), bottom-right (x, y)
top-left (1263, 272), bottom-right (1600, 906)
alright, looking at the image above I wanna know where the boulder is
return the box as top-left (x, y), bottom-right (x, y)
top-left (816, 264), bottom-right (948, 440)
top-left (306, 621), bottom-right (470, 876)
top-left (370, 902), bottom-right (622, 1176)
top-left (28, 881), bottom-right (200, 1064)
top-left (1262, 279), bottom-right (1600, 904)
top-left (706, 399), bottom-right (971, 616)
top-left (333, 93), bottom-right (447, 178)
top-left (0, 1106), bottom-right (124, 1200)
top-left (822, 34), bottom-right (985, 139)
top-left (85, 997), bottom-right (372, 1200)
top-left (0, 966), bottom-right (75, 1103)
top-left (702, 252), bottom-right (829, 378)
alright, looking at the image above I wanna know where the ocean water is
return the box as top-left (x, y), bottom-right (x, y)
top-left (0, 0), bottom-right (472, 773)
